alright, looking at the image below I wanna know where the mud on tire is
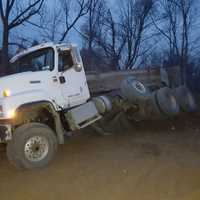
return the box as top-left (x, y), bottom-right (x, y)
top-left (7, 123), bottom-right (57, 169)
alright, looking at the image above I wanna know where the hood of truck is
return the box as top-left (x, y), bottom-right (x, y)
top-left (0, 71), bottom-right (52, 98)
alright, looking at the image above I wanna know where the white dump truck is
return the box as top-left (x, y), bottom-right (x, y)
top-left (0, 42), bottom-right (196, 169)
top-left (0, 42), bottom-right (115, 169)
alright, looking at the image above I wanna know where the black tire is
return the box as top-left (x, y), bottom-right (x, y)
top-left (120, 77), bottom-right (150, 104)
top-left (173, 86), bottom-right (196, 112)
top-left (7, 123), bottom-right (57, 169)
top-left (149, 92), bottom-right (162, 116)
top-left (155, 87), bottom-right (180, 116)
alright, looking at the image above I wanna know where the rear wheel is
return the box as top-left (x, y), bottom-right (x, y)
top-left (149, 87), bottom-right (180, 118)
top-left (173, 86), bottom-right (196, 112)
top-left (120, 77), bottom-right (150, 104)
top-left (155, 87), bottom-right (180, 116)
top-left (7, 123), bottom-right (57, 169)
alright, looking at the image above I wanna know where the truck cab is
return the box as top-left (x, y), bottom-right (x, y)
top-left (9, 42), bottom-right (90, 110)
top-left (0, 43), bottom-right (111, 169)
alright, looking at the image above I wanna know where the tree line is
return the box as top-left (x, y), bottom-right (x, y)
top-left (0, 0), bottom-right (200, 83)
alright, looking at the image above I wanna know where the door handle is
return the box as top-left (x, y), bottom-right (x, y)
top-left (59, 76), bottom-right (66, 84)
top-left (52, 76), bottom-right (58, 82)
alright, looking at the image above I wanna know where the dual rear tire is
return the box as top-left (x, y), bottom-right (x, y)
top-left (121, 77), bottom-right (196, 119)
top-left (120, 77), bottom-right (180, 119)
top-left (152, 87), bottom-right (180, 117)
top-left (172, 86), bottom-right (196, 112)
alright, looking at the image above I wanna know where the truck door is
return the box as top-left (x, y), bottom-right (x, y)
top-left (58, 47), bottom-right (90, 108)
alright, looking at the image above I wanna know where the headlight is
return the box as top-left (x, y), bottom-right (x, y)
top-left (3, 89), bottom-right (11, 97)
top-left (7, 109), bottom-right (16, 118)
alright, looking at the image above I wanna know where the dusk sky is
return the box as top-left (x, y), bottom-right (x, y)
top-left (0, 0), bottom-right (115, 49)
top-left (1, 0), bottom-right (200, 61)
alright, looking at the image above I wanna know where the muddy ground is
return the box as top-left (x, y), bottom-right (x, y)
top-left (1, 114), bottom-right (200, 200)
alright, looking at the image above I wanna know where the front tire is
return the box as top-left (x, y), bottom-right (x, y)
top-left (7, 123), bottom-right (57, 169)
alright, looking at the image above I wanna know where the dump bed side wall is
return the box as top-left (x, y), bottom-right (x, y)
top-left (86, 66), bottom-right (181, 95)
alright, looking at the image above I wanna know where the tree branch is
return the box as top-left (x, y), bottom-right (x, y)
top-left (9, 0), bottom-right (44, 29)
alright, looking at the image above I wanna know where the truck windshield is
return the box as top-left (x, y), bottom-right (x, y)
top-left (10, 48), bottom-right (54, 74)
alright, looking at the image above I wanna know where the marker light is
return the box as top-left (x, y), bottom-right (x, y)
top-left (3, 89), bottom-right (11, 97)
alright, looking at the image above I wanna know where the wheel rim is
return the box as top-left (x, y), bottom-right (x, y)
top-left (132, 81), bottom-right (146, 94)
top-left (24, 136), bottom-right (49, 162)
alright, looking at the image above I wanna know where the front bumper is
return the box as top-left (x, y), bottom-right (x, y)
top-left (0, 124), bottom-right (12, 143)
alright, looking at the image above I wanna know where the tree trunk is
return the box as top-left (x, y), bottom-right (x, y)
top-left (1, 24), bottom-right (9, 75)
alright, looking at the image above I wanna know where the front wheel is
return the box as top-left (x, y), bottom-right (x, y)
top-left (7, 123), bottom-right (58, 169)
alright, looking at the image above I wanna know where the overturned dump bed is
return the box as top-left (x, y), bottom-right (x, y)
top-left (86, 66), bottom-right (181, 94)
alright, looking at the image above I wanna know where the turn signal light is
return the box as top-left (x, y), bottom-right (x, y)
top-left (3, 89), bottom-right (11, 97)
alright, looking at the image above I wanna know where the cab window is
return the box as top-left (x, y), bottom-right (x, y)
top-left (58, 50), bottom-right (74, 72)
top-left (11, 48), bottom-right (54, 73)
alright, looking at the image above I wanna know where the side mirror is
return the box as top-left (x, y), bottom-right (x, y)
top-left (71, 45), bottom-right (83, 72)
top-left (74, 63), bottom-right (82, 72)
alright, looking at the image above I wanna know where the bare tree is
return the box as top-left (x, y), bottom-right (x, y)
top-left (179, 0), bottom-right (194, 82)
top-left (92, 0), bottom-right (155, 70)
top-left (97, 9), bottom-right (127, 70)
top-left (39, 5), bottom-right (63, 42)
top-left (120, 0), bottom-right (154, 69)
top-left (81, 0), bottom-right (107, 70)
top-left (59, 0), bottom-right (91, 42)
top-left (83, 0), bottom-right (105, 49)
top-left (152, 0), bottom-right (196, 83)
top-left (81, 4), bottom-right (127, 71)
top-left (81, 0), bottom-right (155, 71)
top-left (0, 0), bottom-right (44, 73)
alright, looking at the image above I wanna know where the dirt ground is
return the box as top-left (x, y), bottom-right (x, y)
top-left (1, 115), bottom-right (200, 200)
